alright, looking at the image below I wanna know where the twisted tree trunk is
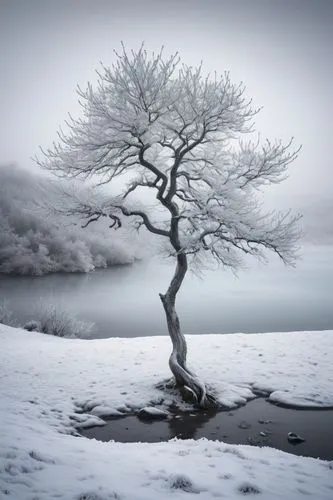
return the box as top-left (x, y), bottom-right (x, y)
top-left (159, 253), bottom-right (216, 408)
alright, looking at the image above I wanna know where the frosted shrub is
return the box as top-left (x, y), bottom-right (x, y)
top-left (0, 164), bottom-right (139, 276)
top-left (23, 320), bottom-right (41, 332)
top-left (27, 304), bottom-right (94, 338)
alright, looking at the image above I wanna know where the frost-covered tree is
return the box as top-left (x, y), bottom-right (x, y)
top-left (37, 46), bottom-right (301, 407)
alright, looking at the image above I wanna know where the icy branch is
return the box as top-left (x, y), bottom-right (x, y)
top-left (37, 44), bottom-right (302, 272)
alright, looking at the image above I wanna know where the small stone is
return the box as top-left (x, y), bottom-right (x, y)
top-left (238, 421), bottom-right (251, 429)
top-left (258, 419), bottom-right (272, 424)
top-left (287, 432), bottom-right (306, 444)
top-left (138, 407), bottom-right (169, 420)
top-left (238, 483), bottom-right (261, 495)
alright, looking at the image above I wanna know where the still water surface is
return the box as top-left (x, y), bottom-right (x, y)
top-left (0, 245), bottom-right (332, 338)
top-left (81, 398), bottom-right (333, 460)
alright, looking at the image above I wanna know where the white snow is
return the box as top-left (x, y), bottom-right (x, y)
top-left (1, 324), bottom-right (333, 499)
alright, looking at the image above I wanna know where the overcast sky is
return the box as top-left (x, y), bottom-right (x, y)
top-left (1, 0), bottom-right (332, 209)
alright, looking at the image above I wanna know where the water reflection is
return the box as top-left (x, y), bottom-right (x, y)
top-left (168, 409), bottom-right (219, 440)
top-left (81, 398), bottom-right (333, 460)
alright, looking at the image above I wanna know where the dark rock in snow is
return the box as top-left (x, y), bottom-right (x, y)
top-left (138, 407), bottom-right (169, 420)
top-left (238, 482), bottom-right (261, 495)
top-left (169, 474), bottom-right (201, 493)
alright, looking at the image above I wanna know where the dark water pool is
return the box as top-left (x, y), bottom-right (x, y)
top-left (80, 398), bottom-right (333, 460)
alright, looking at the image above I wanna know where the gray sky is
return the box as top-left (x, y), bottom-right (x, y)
top-left (1, 0), bottom-right (332, 208)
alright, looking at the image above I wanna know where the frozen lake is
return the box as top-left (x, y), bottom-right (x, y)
top-left (1, 244), bottom-right (332, 338)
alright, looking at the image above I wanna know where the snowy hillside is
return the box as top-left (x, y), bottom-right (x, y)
top-left (0, 164), bottom-right (141, 275)
top-left (1, 324), bottom-right (333, 499)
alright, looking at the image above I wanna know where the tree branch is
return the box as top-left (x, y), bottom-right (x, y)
top-left (138, 145), bottom-right (168, 198)
top-left (116, 205), bottom-right (170, 237)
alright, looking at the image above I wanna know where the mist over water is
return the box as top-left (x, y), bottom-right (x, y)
top-left (0, 1), bottom-right (332, 338)
top-left (1, 244), bottom-right (332, 338)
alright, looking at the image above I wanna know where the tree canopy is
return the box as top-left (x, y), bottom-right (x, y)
top-left (38, 45), bottom-right (301, 272)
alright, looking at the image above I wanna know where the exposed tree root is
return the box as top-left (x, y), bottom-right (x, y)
top-left (169, 352), bottom-right (219, 408)
top-left (159, 289), bottom-right (219, 409)
top-left (156, 369), bottom-right (219, 409)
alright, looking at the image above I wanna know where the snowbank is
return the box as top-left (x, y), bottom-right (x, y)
top-left (2, 325), bottom-right (332, 415)
top-left (1, 325), bottom-right (333, 499)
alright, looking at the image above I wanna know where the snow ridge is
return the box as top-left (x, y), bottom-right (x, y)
top-left (1, 325), bottom-right (333, 499)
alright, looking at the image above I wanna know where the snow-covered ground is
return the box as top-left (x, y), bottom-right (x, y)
top-left (1, 324), bottom-right (333, 499)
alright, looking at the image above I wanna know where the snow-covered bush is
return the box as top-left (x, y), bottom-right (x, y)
top-left (0, 164), bottom-right (141, 275)
top-left (23, 320), bottom-right (41, 332)
top-left (24, 304), bottom-right (94, 338)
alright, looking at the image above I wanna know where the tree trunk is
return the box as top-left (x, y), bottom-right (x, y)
top-left (159, 253), bottom-right (216, 408)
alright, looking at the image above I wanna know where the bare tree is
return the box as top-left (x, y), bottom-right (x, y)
top-left (37, 45), bottom-right (301, 408)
